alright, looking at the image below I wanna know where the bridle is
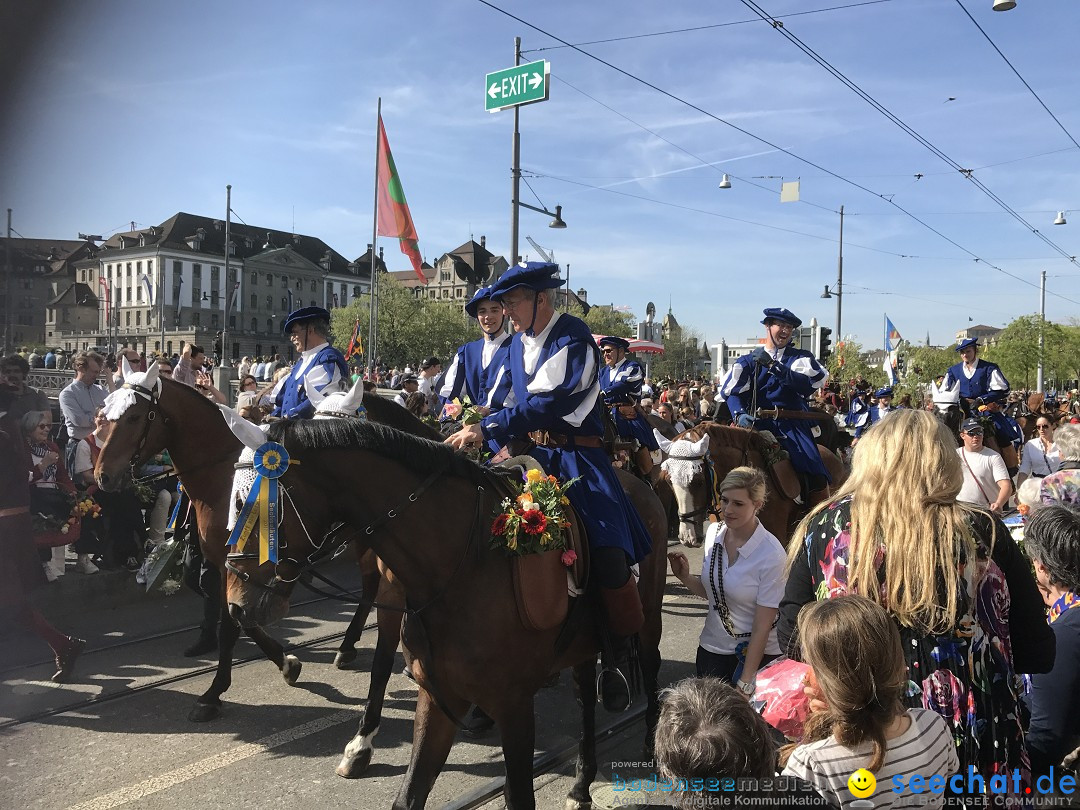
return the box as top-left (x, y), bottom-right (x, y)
top-left (225, 456), bottom-right (491, 618)
top-left (663, 438), bottom-right (718, 527)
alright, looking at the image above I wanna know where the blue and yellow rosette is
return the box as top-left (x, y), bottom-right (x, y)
top-left (227, 442), bottom-right (296, 565)
top-left (167, 481), bottom-right (186, 530)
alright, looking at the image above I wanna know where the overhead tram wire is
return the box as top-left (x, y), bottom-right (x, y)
top-left (476, 1), bottom-right (1075, 304)
top-left (952, 0), bottom-right (1080, 152)
top-left (554, 74), bottom-right (836, 213)
top-left (736, 0), bottom-right (1080, 268)
top-left (524, 0), bottom-right (896, 53)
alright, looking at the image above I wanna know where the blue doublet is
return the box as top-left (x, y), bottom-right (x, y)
top-left (858, 404), bottom-right (898, 438)
top-left (599, 359), bottom-right (660, 451)
top-left (987, 411), bottom-right (1024, 453)
top-left (273, 343), bottom-right (349, 419)
top-left (943, 359), bottom-right (1009, 401)
top-left (720, 344), bottom-right (830, 479)
top-left (481, 313), bottom-right (652, 563)
top-left (848, 392), bottom-right (870, 433)
top-left (440, 332), bottom-right (513, 454)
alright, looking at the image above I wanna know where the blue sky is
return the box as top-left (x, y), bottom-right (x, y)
top-left (2, 0), bottom-right (1078, 350)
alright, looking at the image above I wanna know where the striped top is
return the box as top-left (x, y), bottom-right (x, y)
top-left (782, 708), bottom-right (959, 808)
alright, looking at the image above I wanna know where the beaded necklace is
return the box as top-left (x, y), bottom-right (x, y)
top-left (707, 530), bottom-right (752, 639)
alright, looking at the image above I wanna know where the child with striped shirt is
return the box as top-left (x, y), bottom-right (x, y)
top-left (781, 595), bottom-right (959, 808)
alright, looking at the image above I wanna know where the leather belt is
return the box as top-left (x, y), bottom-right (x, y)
top-left (528, 430), bottom-right (603, 449)
top-left (0, 506), bottom-right (30, 519)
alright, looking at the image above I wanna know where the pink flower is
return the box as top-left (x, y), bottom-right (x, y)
top-left (561, 550), bottom-right (577, 567)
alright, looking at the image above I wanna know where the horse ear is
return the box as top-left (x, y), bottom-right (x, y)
top-left (689, 432), bottom-right (710, 457)
top-left (215, 403), bottom-right (268, 450)
top-left (653, 428), bottom-right (673, 454)
top-left (142, 360), bottom-right (160, 390)
top-left (121, 355), bottom-right (135, 380)
top-left (340, 377), bottom-right (366, 415)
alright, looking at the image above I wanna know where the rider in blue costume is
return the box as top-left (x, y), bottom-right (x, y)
top-left (979, 389), bottom-right (1025, 468)
top-left (847, 379), bottom-right (871, 440)
top-left (272, 307), bottom-right (349, 419)
top-left (942, 337), bottom-right (1010, 417)
top-left (598, 335), bottom-right (659, 477)
top-left (445, 262), bottom-right (652, 712)
top-left (438, 285), bottom-right (514, 455)
top-left (858, 386), bottom-right (898, 439)
top-left (720, 307), bottom-right (831, 504)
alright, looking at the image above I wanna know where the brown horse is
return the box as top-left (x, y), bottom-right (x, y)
top-left (93, 367), bottom-right (435, 721)
top-left (659, 423), bottom-right (847, 547)
top-left (225, 417), bottom-right (668, 810)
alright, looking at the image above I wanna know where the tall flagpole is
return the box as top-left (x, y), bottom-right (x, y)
top-left (223, 184), bottom-right (231, 365)
top-left (368, 97), bottom-right (381, 378)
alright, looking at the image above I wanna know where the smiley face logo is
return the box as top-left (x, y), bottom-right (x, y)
top-left (848, 768), bottom-right (876, 798)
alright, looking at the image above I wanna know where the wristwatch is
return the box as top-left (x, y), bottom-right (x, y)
top-left (736, 678), bottom-right (755, 696)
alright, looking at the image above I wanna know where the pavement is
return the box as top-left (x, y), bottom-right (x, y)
top-left (2, 538), bottom-right (708, 810)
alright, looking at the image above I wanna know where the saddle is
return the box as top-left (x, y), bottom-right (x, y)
top-left (498, 456), bottom-right (588, 632)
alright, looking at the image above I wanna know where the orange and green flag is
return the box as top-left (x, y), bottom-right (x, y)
top-left (376, 114), bottom-right (424, 281)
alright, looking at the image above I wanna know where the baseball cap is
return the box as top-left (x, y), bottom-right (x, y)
top-left (960, 418), bottom-right (983, 434)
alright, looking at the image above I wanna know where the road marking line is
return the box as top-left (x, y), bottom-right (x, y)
top-left (66, 709), bottom-right (356, 810)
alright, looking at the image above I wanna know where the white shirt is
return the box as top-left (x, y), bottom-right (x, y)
top-left (1018, 437), bottom-right (1061, 478)
top-left (698, 520), bottom-right (787, 656)
top-left (956, 446), bottom-right (1009, 507)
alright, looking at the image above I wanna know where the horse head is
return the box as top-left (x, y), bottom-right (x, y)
top-left (95, 361), bottom-right (166, 490)
top-left (657, 426), bottom-right (712, 547)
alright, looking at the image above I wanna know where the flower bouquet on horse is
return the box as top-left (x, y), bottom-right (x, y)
top-left (491, 468), bottom-right (577, 561)
top-left (31, 488), bottom-right (80, 547)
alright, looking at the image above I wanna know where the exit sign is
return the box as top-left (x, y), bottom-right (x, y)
top-left (485, 60), bottom-right (550, 112)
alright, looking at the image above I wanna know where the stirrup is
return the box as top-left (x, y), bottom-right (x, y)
top-left (595, 666), bottom-right (631, 712)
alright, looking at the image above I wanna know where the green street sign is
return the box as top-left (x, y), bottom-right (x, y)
top-left (485, 60), bottom-right (550, 113)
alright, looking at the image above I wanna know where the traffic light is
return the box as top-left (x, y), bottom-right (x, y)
top-left (819, 327), bottom-right (833, 363)
top-left (213, 331), bottom-right (223, 358)
top-left (897, 355), bottom-right (906, 375)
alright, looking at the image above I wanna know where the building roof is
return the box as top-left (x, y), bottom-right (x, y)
top-left (0, 237), bottom-right (96, 276)
top-left (439, 238), bottom-right (499, 285)
top-left (48, 282), bottom-right (98, 307)
top-left (389, 269), bottom-right (429, 289)
top-left (96, 212), bottom-right (361, 278)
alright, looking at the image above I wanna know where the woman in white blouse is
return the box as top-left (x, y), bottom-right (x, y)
top-left (1017, 415), bottom-right (1062, 489)
top-left (668, 466), bottom-right (787, 699)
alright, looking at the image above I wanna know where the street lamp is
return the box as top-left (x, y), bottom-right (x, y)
top-left (516, 201), bottom-right (566, 230)
top-left (820, 205), bottom-right (844, 345)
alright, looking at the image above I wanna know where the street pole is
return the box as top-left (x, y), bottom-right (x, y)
top-left (158, 255), bottom-right (165, 355)
top-left (3, 209), bottom-right (11, 355)
top-left (836, 205), bottom-right (844, 343)
top-left (1037, 269), bottom-right (1046, 393)
top-left (510, 36), bottom-right (521, 266)
top-left (368, 97), bottom-right (381, 376)
top-left (223, 183), bottom-right (231, 365)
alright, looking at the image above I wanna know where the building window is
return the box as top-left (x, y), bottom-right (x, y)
top-left (147, 260), bottom-right (153, 273)
top-left (441, 289), bottom-right (449, 299)
top-left (310, 280), bottom-right (316, 292)
top-left (229, 315), bottom-right (236, 329)
top-left (136, 311), bottom-right (141, 326)
top-left (136, 261), bottom-right (142, 274)
top-left (265, 273), bottom-right (272, 286)
top-left (281, 297), bottom-right (288, 310)
top-left (455, 288), bottom-right (463, 298)
top-left (250, 271), bottom-right (258, 286)
top-left (251, 318), bottom-right (258, 332)
top-left (248, 294), bottom-right (256, 309)
top-left (353, 285), bottom-right (362, 297)
top-left (192, 312), bottom-right (200, 326)
top-left (265, 295), bottom-right (272, 309)
top-left (211, 313), bottom-right (219, 328)
top-left (193, 263), bottom-right (202, 282)
top-left (440, 271), bottom-right (450, 282)
top-left (281, 276), bottom-right (288, 289)
top-left (126, 311), bottom-right (131, 326)
top-left (211, 265), bottom-right (220, 282)
top-left (429, 290), bottom-right (436, 299)
top-left (296, 280), bottom-right (302, 290)
top-left (167, 341), bottom-right (173, 355)
top-left (266, 318), bottom-right (273, 333)
top-left (212, 291), bottom-right (220, 309)
top-left (127, 262), bottom-right (133, 277)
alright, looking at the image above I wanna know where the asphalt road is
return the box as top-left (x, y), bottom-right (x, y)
top-left (1, 541), bottom-right (706, 810)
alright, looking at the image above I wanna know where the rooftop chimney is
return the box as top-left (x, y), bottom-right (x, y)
top-left (480, 235), bottom-right (486, 249)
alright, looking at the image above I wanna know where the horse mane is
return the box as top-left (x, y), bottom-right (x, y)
top-left (265, 417), bottom-right (506, 489)
top-left (361, 392), bottom-right (443, 441)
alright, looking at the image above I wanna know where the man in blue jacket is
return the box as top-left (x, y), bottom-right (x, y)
top-left (272, 307), bottom-right (348, 419)
top-left (719, 307), bottom-right (831, 503)
top-left (446, 262), bottom-right (651, 712)
top-left (598, 335), bottom-right (659, 477)
top-left (942, 337), bottom-right (1009, 417)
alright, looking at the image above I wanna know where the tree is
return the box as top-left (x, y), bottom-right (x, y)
top-left (902, 345), bottom-right (956, 390)
top-left (581, 306), bottom-right (635, 339)
top-left (826, 339), bottom-right (884, 388)
top-left (651, 329), bottom-right (704, 381)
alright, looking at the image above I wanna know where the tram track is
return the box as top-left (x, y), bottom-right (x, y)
top-left (2, 600), bottom-right (379, 731)
top-left (445, 701), bottom-right (648, 810)
top-left (0, 593), bottom-right (335, 677)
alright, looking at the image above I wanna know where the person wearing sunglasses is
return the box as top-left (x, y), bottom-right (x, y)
top-left (956, 418), bottom-right (1012, 513)
top-left (1017, 416), bottom-right (1062, 490)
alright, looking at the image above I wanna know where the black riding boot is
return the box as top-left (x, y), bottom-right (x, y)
top-left (598, 577), bottom-right (645, 713)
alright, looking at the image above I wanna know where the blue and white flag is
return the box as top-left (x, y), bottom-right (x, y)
top-left (140, 273), bottom-right (155, 306)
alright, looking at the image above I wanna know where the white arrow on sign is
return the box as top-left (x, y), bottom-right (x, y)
top-left (488, 82), bottom-right (501, 99)
top-left (529, 73), bottom-right (542, 90)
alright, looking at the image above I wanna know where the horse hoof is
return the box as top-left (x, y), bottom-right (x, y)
top-left (680, 537), bottom-right (703, 548)
top-left (336, 748), bottom-right (373, 779)
top-left (565, 798), bottom-right (592, 810)
top-left (188, 702), bottom-right (220, 723)
top-left (333, 649), bottom-right (357, 669)
top-left (282, 655), bottom-right (302, 685)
